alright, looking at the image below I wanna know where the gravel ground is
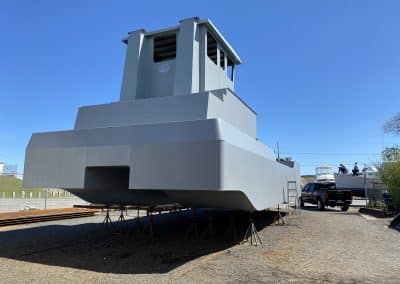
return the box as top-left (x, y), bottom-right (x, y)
top-left (0, 206), bottom-right (398, 283)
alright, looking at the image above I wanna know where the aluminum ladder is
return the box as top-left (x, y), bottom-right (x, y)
top-left (285, 180), bottom-right (301, 226)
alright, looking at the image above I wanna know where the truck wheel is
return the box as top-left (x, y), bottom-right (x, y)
top-left (341, 205), bottom-right (349, 211)
top-left (317, 199), bottom-right (325, 211)
top-left (300, 198), bottom-right (304, 208)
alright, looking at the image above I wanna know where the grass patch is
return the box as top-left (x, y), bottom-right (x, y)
top-left (0, 175), bottom-right (71, 198)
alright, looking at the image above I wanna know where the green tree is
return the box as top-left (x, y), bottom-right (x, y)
top-left (380, 114), bottom-right (400, 209)
top-left (382, 146), bottom-right (400, 162)
top-left (380, 159), bottom-right (400, 209)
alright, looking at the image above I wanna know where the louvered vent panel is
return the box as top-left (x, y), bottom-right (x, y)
top-left (154, 33), bottom-right (177, 62)
top-left (207, 32), bottom-right (218, 64)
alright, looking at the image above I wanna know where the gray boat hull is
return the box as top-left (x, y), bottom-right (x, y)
top-left (23, 18), bottom-right (301, 212)
top-left (24, 118), bottom-right (300, 212)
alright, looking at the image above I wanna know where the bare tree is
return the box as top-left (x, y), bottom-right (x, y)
top-left (382, 146), bottom-right (400, 162)
top-left (384, 113), bottom-right (400, 135)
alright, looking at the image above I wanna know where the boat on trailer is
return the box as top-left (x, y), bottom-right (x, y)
top-left (334, 166), bottom-right (382, 197)
top-left (315, 166), bottom-right (335, 183)
top-left (23, 17), bottom-right (301, 212)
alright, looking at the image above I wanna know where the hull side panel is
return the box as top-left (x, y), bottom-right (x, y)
top-left (220, 141), bottom-right (301, 211)
top-left (23, 118), bottom-right (300, 212)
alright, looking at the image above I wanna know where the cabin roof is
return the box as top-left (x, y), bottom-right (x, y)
top-left (122, 17), bottom-right (241, 65)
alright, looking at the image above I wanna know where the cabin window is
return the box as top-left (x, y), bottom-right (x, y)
top-left (220, 50), bottom-right (225, 69)
top-left (227, 57), bottom-right (234, 81)
top-left (207, 32), bottom-right (218, 65)
top-left (153, 33), bottom-right (176, 62)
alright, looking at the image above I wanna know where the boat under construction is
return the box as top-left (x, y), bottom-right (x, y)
top-left (23, 17), bottom-right (301, 212)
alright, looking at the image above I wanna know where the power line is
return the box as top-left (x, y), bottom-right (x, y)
top-left (281, 152), bottom-right (380, 156)
top-left (299, 163), bottom-right (379, 167)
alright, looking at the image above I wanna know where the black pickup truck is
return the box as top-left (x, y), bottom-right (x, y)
top-left (300, 182), bottom-right (353, 211)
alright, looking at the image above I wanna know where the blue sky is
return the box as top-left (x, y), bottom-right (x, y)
top-left (0, 0), bottom-right (399, 175)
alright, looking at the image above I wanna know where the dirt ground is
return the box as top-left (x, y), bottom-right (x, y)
top-left (0, 208), bottom-right (97, 219)
top-left (0, 206), bottom-right (399, 283)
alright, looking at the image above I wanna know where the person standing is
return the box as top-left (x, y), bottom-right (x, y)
top-left (352, 162), bottom-right (359, 176)
top-left (338, 163), bottom-right (348, 174)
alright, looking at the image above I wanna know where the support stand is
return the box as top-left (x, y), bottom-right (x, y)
top-left (274, 204), bottom-right (285, 225)
top-left (207, 212), bottom-right (214, 240)
top-left (229, 214), bottom-right (239, 243)
top-left (117, 206), bottom-right (128, 233)
top-left (117, 207), bottom-right (127, 223)
top-left (185, 208), bottom-right (198, 240)
top-left (103, 207), bottom-right (113, 224)
top-left (133, 208), bottom-right (143, 238)
top-left (200, 210), bottom-right (215, 240)
top-left (147, 209), bottom-right (154, 241)
top-left (102, 207), bottom-right (115, 231)
top-left (241, 218), bottom-right (262, 246)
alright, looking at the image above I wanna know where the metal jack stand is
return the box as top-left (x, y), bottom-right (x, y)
top-left (229, 214), bottom-right (239, 243)
top-left (146, 210), bottom-right (154, 241)
top-left (185, 208), bottom-right (198, 240)
top-left (117, 207), bottom-right (127, 223)
top-left (274, 204), bottom-right (285, 225)
top-left (241, 217), bottom-right (262, 246)
top-left (134, 208), bottom-right (143, 237)
top-left (103, 207), bottom-right (112, 224)
top-left (117, 206), bottom-right (128, 233)
top-left (207, 211), bottom-right (214, 240)
top-left (102, 207), bottom-right (115, 230)
top-left (201, 210), bottom-right (214, 240)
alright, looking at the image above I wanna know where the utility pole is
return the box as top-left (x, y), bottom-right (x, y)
top-left (277, 141), bottom-right (280, 160)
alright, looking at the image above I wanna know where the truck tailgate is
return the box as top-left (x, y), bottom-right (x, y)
top-left (328, 190), bottom-right (352, 201)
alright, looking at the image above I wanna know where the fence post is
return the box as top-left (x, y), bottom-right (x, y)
top-left (45, 188), bottom-right (48, 209)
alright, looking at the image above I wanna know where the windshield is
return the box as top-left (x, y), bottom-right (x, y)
top-left (316, 167), bottom-right (334, 175)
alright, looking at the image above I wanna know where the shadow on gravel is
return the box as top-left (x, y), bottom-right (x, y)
top-left (301, 205), bottom-right (341, 212)
top-left (0, 209), bottom-right (277, 274)
top-left (301, 206), bottom-right (360, 215)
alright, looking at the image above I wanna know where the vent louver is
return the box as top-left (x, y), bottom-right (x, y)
top-left (153, 33), bottom-right (177, 62)
top-left (207, 32), bottom-right (218, 64)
